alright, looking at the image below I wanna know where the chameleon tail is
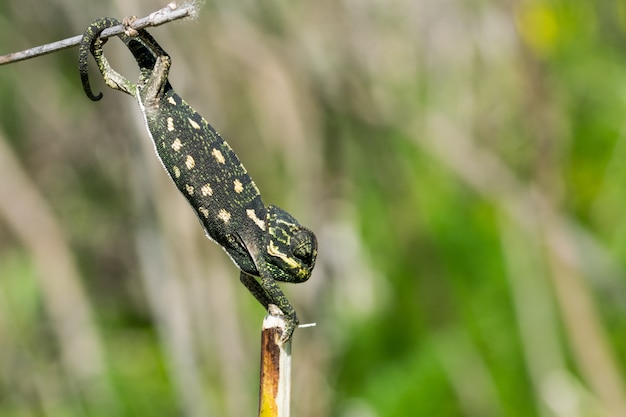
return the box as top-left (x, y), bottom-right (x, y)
top-left (79, 17), bottom-right (121, 101)
top-left (79, 17), bottom-right (170, 101)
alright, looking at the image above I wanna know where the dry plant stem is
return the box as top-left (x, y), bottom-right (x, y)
top-left (0, 1), bottom-right (197, 65)
top-left (259, 305), bottom-right (292, 417)
top-left (0, 129), bottom-right (116, 406)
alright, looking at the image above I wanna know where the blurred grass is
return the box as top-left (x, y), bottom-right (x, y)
top-left (1, 0), bottom-right (626, 416)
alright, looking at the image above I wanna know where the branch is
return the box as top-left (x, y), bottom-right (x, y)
top-left (0, 1), bottom-right (199, 66)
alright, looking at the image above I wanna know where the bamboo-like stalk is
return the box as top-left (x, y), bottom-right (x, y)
top-left (258, 305), bottom-right (292, 417)
top-left (0, 128), bottom-right (117, 410)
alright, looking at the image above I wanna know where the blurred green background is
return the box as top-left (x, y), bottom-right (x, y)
top-left (1, 0), bottom-right (626, 416)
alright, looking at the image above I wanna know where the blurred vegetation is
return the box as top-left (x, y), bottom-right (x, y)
top-left (1, 0), bottom-right (626, 416)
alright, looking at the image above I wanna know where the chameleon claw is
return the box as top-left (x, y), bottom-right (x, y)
top-left (122, 16), bottom-right (139, 37)
top-left (267, 304), bottom-right (298, 343)
top-left (281, 322), bottom-right (297, 344)
top-left (281, 312), bottom-right (299, 343)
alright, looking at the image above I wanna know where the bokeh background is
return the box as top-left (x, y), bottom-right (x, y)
top-left (1, 0), bottom-right (626, 416)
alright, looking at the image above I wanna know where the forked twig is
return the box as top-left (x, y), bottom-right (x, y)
top-left (0, 1), bottom-right (198, 65)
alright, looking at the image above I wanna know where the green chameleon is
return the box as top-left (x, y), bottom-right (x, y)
top-left (78, 17), bottom-right (317, 342)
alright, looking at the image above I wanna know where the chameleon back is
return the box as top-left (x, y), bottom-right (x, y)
top-left (138, 87), bottom-right (269, 275)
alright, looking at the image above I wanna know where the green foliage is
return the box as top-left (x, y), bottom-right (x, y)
top-left (1, 0), bottom-right (626, 416)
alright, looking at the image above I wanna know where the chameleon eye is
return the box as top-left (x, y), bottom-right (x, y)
top-left (291, 229), bottom-right (317, 265)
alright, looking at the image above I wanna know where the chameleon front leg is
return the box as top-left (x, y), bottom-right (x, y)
top-left (240, 272), bottom-right (272, 308)
top-left (241, 270), bottom-right (299, 342)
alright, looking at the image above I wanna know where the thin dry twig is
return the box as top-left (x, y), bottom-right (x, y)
top-left (0, 1), bottom-right (198, 65)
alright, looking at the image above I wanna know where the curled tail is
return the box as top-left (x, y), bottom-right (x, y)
top-left (79, 17), bottom-right (120, 101)
top-left (79, 17), bottom-right (167, 101)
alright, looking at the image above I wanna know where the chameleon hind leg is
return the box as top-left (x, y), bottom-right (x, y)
top-left (92, 40), bottom-right (137, 97)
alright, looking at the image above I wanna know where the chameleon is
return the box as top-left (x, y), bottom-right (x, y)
top-left (78, 17), bottom-right (317, 342)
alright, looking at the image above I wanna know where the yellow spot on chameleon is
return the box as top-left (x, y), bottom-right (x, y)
top-left (201, 184), bottom-right (213, 196)
top-left (167, 96), bottom-right (177, 105)
top-left (217, 209), bottom-right (231, 223)
top-left (167, 117), bottom-right (174, 132)
top-left (198, 206), bottom-right (209, 218)
top-left (185, 155), bottom-right (195, 169)
top-left (173, 165), bottom-right (181, 178)
top-left (188, 118), bottom-right (201, 130)
top-left (185, 184), bottom-right (194, 195)
top-left (171, 138), bottom-right (183, 152)
top-left (212, 148), bottom-right (226, 164)
top-left (246, 209), bottom-right (266, 231)
top-left (234, 179), bottom-right (244, 193)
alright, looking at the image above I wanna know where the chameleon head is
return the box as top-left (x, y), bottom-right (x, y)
top-left (263, 205), bottom-right (318, 283)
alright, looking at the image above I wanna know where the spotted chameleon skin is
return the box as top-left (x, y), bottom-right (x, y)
top-left (79, 18), bottom-right (317, 342)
